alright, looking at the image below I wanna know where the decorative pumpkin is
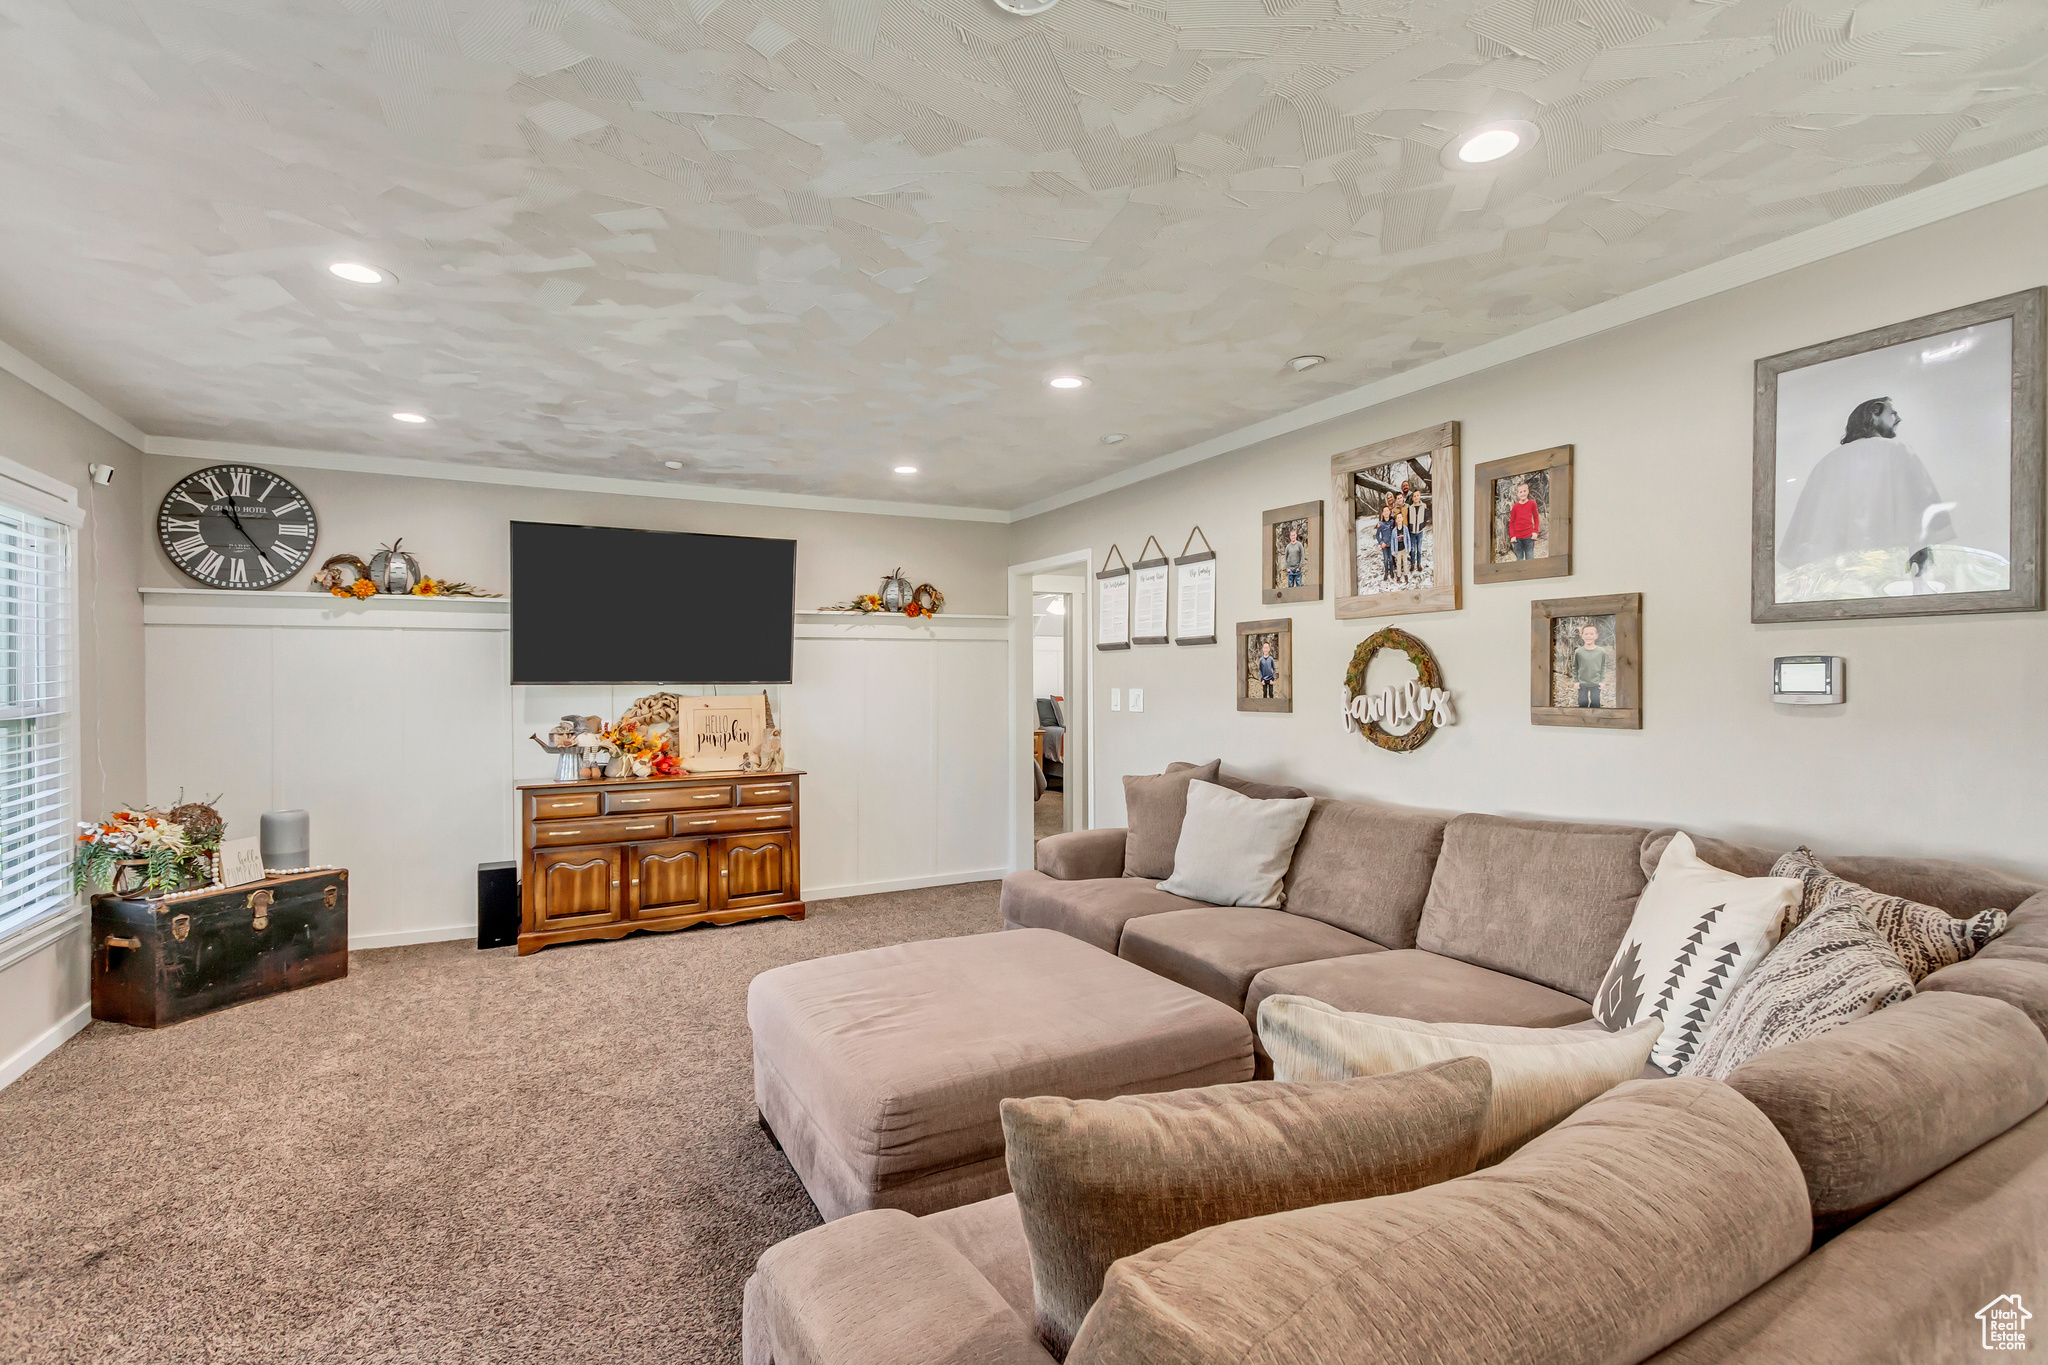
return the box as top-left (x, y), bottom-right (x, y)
top-left (368, 539), bottom-right (422, 594)
top-left (878, 567), bottom-right (912, 612)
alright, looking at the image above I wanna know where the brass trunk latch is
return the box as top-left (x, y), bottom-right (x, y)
top-left (248, 889), bottom-right (274, 931)
top-left (171, 914), bottom-right (191, 942)
top-left (323, 885), bottom-right (338, 909)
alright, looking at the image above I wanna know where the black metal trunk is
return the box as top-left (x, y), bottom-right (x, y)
top-left (91, 870), bottom-right (349, 1028)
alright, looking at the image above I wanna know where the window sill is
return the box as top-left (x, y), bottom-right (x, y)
top-left (0, 903), bottom-right (86, 975)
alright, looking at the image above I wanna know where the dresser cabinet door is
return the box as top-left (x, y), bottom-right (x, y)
top-left (629, 839), bottom-right (710, 919)
top-left (533, 847), bottom-right (622, 927)
top-left (715, 833), bottom-right (794, 910)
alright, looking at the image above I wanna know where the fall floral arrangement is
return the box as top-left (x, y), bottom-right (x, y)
top-left (821, 584), bottom-right (946, 617)
top-left (73, 798), bottom-right (226, 894)
top-left (600, 721), bottom-right (683, 777)
top-left (311, 554), bottom-right (498, 599)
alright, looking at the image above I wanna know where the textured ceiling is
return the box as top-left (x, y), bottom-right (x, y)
top-left (1, 0), bottom-right (2046, 509)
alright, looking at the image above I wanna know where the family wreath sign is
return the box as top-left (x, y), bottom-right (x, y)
top-left (1342, 627), bottom-right (1456, 752)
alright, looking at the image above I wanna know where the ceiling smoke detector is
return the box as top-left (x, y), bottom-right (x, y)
top-left (1441, 120), bottom-right (1541, 169)
top-left (663, 460), bottom-right (684, 469)
top-left (1288, 355), bottom-right (1326, 372)
top-left (990, 0), bottom-right (1059, 14)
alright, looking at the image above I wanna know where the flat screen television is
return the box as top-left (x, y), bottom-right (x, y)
top-left (509, 522), bottom-right (796, 684)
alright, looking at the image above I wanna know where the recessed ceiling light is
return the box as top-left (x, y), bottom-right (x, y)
top-left (663, 460), bottom-right (684, 469)
top-left (1048, 375), bottom-right (1089, 390)
top-left (392, 412), bottom-right (427, 423)
top-left (1442, 120), bottom-right (1541, 169)
top-left (1288, 355), bottom-right (1326, 372)
top-left (894, 465), bottom-right (918, 474)
top-left (329, 262), bottom-right (389, 285)
top-left (991, 0), bottom-right (1059, 13)
top-left (1100, 433), bottom-right (1127, 444)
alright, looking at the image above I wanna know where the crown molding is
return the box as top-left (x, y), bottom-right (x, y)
top-left (6, 141), bottom-right (2048, 528)
top-left (1006, 143), bottom-right (2048, 522)
top-left (142, 437), bottom-right (1012, 523)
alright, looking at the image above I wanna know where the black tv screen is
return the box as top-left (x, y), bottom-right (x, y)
top-left (510, 522), bottom-right (795, 684)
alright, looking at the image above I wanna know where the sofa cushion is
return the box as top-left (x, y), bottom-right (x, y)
top-left (1259, 995), bottom-right (1659, 1163)
top-left (1280, 798), bottom-right (1450, 948)
top-left (1719, 991), bottom-right (2048, 1231)
top-left (1244, 949), bottom-right (1594, 1036)
top-left (1034, 828), bottom-right (1128, 881)
top-left (1644, 1105), bottom-right (2048, 1365)
top-left (1594, 832), bottom-right (1801, 1075)
top-left (1002, 1060), bottom-right (1491, 1358)
top-left (1773, 846), bottom-right (2008, 978)
top-left (1166, 761), bottom-right (1308, 802)
top-left (1121, 762), bottom-right (1221, 879)
top-left (1919, 956), bottom-right (2048, 1039)
top-left (999, 871), bottom-right (1210, 954)
top-left (1683, 888), bottom-right (1915, 1081)
top-left (1116, 907), bottom-right (1380, 1011)
top-left (1065, 1079), bottom-right (1810, 1365)
top-left (1980, 890), bottom-right (2048, 966)
top-left (1156, 781), bottom-right (1315, 909)
top-left (924, 1194), bottom-right (1036, 1326)
top-left (1641, 829), bottom-right (2043, 918)
top-left (1418, 813), bottom-right (1650, 1002)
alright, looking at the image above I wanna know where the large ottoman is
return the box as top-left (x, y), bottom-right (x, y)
top-left (749, 927), bottom-right (1255, 1220)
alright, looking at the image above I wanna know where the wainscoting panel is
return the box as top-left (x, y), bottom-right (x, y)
top-left (143, 595), bottom-right (1011, 947)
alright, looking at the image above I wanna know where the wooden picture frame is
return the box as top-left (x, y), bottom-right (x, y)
top-left (1531, 593), bottom-right (1640, 729)
top-left (1236, 618), bottom-right (1292, 713)
top-left (1474, 446), bottom-right (1573, 583)
top-left (1261, 501), bottom-right (1323, 604)
top-left (1332, 421), bottom-right (1461, 620)
top-left (1753, 287), bottom-right (2044, 623)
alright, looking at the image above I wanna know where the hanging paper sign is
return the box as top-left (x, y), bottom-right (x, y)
top-left (1174, 526), bottom-right (1216, 645)
top-left (1131, 536), bottom-right (1169, 645)
top-left (1096, 545), bottom-right (1130, 651)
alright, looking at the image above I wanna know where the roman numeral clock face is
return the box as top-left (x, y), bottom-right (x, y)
top-left (157, 465), bottom-right (318, 589)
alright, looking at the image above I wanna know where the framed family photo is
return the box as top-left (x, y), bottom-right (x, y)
top-left (1753, 287), bottom-right (2044, 623)
top-left (1236, 618), bottom-right (1291, 713)
top-left (1531, 593), bottom-right (1640, 729)
top-left (1332, 421), bottom-right (1461, 620)
top-left (1474, 445), bottom-right (1573, 583)
top-left (1261, 501), bottom-right (1323, 604)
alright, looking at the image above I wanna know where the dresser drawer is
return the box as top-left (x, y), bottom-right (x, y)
top-left (604, 786), bottom-right (732, 815)
top-left (672, 805), bottom-right (794, 837)
top-left (737, 780), bottom-right (795, 808)
top-left (530, 792), bottom-right (601, 820)
top-left (532, 814), bottom-right (671, 847)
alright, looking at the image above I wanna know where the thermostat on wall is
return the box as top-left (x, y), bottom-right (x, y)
top-left (1773, 656), bottom-right (1846, 705)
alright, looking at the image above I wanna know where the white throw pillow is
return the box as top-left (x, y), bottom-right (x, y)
top-left (1157, 780), bottom-right (1314, 908)
top-left (1258, 995), bottom-right (1660, 1164)
top-left (1593, 831), bottom-right (1801, 1075)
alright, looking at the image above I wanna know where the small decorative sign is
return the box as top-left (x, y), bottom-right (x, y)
top-left (1096, 545), bottom-right (1130, 650)
top-left (1341, 627), bottom-right (1456, 752)
top-left (1173, 526), bottom-right (1216, 645)
top-left (679, 695), bottom-right (769, 772)
top-left (219, 837), bottom-right (267, 888)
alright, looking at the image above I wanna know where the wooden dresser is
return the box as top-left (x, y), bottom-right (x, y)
top-left (516, 771), bottom-right (804, 955)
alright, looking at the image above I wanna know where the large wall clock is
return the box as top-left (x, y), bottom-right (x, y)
top-left (157, 464), bottom-right (318, 590)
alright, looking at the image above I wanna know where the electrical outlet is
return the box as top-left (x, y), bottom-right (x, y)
top-left (1129, 688), bottom-right (1144, 713)
top-left (1110, 688), bottom-right (1121, 712)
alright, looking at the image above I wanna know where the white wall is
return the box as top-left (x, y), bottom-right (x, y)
top-left (0, 369), bottom-right (146, 1089)
top-left (1010, 189), bottom-right (2048, 883)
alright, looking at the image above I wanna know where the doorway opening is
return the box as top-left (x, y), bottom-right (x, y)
top-left (1007, 553), bottom-right (1091, 872)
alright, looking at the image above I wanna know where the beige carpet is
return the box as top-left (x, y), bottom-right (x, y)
top-left (1035, 789), bottom-right (1063, 841)
top-left (0, 882), bottom-right (1002, 1365)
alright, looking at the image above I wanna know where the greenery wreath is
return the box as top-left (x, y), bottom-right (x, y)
top-left (1343, 626), bottom-right (1446, 753)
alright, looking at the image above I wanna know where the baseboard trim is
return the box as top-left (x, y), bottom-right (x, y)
top-left (349, 923), bottom-right (476, 951)
top-left (807, 868), bottom-right (1007, 902)
top-left (0, 1000), bottom-right (91, 1093)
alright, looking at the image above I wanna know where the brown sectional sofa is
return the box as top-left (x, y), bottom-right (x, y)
top-left (746, 776), bottom-right (2048, 1363)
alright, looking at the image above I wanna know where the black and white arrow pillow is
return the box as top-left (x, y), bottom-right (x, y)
top-left (1595, 832), bottom-right (1803, 1075)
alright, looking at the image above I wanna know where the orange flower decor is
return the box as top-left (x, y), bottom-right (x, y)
top-left (412, 578), bottom-right (443, 597)
top-left (903, 601), bottom-right (924, 618)
top-left (349, 578), bottom-right (378, 599)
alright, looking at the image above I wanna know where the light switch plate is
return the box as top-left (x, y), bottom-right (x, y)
top-left (1129, 688), bottom-right (1144, 712)
top-left (1110, 688), bottom-right (1121, 712)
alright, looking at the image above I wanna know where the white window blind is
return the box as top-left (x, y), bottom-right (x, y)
top-left (0, 500), bottom-right (74, 942)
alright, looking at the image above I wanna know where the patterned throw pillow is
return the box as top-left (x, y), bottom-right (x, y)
top-left (1770, 847), bottom-right (2007, 980)
top-left (1684, 888), bottom-right (1916, 1080)
top-left (1593, 832), bottom-right (1802, 1075)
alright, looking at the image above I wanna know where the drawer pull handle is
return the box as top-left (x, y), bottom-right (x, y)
top-left (103, 936), bottom-right (141, 951)
top-left (555, 829), bottom-right (580, 838)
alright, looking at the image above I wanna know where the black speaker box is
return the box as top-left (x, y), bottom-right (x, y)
top-left (478, 861), bottom-right (519, 950)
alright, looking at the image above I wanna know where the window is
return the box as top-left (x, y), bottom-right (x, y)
top-left (0, 498), bottom-right (74, 944)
